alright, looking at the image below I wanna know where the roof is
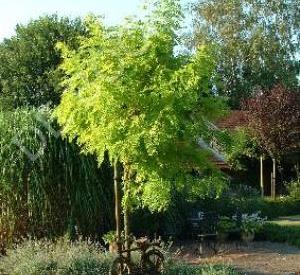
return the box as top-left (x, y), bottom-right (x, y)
top-left (216, 110), bottom-right (248, 131)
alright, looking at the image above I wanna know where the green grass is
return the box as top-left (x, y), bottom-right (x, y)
top-left (260, 215), bottom-right (300, 248)
top-left (276, 214), bottom-right (300, 220)
top-left (270, 214), bottom-right (300, 226)
top-left (271, 220), bottom-right (300, 227)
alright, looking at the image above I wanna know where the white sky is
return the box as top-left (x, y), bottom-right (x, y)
top-left (0, 0), bottom-right (192, 41)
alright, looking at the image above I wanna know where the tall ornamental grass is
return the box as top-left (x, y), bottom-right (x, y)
top-left (0, 108), bottom-right (114, 251)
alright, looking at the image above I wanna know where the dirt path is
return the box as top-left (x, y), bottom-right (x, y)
top-left (174, 241), bottom-right (300, 275)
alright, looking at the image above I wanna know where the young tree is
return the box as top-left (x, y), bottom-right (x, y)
top-left (192, 0), bottom-right (300, 107)
top-left (0, 15), bottom-right (85, 108)
top-left (54, 0), bottom-right (226, 248)
top-left (244, 84), bottom-right (300, 198)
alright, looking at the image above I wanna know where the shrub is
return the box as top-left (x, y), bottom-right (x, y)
top-left (259, 197), bottom-right (300, 218)
top-left (239, 213), bottom-right (266, 234)
top-left (130, 194), bottom-right (300, 239)
top-left (0, 238), bottom-right (112, 275)
top-left (194, 196), bottom-right (300, 220)
top-left (217, 217), bottom-right (237, 234)
top-left (287, 180), bottom-right (300, 198)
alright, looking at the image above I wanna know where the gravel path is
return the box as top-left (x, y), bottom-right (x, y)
top-left (175, 241), bottom-right (300, 275)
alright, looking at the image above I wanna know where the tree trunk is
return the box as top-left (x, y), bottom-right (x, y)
top-left (113, 160), bottom-right (121, 243)
top-left (123, 165), bottom-right (131, 259)
top-left (260, 155), bottom-right (264, 198)
top-left (296, 162), bottom-right (299, 181)
top-left (271, 157), bottom-right (276, 199)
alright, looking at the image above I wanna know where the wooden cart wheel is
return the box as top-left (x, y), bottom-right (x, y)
top-left (142, 249), bottom-right (164, 274)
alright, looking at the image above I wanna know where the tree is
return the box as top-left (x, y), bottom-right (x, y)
top-left (54, 0), bottom-right (226, 250)
top-left (192, 0), bottom-right (300, 107)
top-left (0, 15), bottom-right (85, 108)
top-left (244, 84), bottom-right (300, 197)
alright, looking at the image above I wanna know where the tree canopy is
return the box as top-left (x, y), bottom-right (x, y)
top-left (192, 0), bottom-right (300, 107)
top-left (244, 84), bottom-right (300, 158)
top-left (54, 0), bottom-right (226, 211)
top-left (0, 15), bottom-right (85, 108)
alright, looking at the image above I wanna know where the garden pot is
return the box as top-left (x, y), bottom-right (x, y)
top-left (241, 232), bottom-right (255, 242)
top-left (109, 241), bottom-right (118, 253)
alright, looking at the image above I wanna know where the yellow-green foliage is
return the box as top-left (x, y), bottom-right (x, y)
top-left (54, 0), bottom-right (227, 211)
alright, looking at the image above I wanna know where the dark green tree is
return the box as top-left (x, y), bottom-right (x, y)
top-left (192, 0), bottom-right (300, 107)
top-left (0, 15), bottom-right (85, 108)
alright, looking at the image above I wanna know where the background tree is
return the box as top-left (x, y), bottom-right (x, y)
top-left (0, 15), bottom-right (85, 108)
top-left (54, 0), bottom-right (226, 249)
top-left (192, 0), bottom-right (300, 107)
top-left (244, 84), bottom-right (300, 197)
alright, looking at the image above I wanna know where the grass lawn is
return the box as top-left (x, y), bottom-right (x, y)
top-left (271, 215), bottom-right (300, 226)
top-left (277, 214), bottom-right (300, 219)
top-left (261, 215), bottom-right (300, 247)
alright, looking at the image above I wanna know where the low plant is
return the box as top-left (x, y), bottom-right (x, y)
top-left (238, 212), bottom-right (266, 234)
top-left (286, 180), bottom-right (300, 198)
top-left (217, 217), bottom-right (236, 233)
top-left (0, 237), bottom-right (112, 275)
top-left (102, 231), bottom-right (116, 246)
top-left (225, 184), bottom-right (260, 199)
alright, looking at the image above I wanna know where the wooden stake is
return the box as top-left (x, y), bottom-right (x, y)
top-left (113, 160), bottom-right (121, 243)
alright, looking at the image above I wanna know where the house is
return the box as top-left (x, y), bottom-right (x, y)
top-left (213, 110), bottom-right (300, 196)
top-left (203, 111), bottom-right (248, 171)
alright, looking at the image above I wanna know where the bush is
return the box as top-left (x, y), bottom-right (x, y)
top-left (130, 194), bottom-right (300, 239)
top-left (259, 197), bottom-right (300, 218)
top-left (259, 222), bottom-right (300, 248)
top-left (0, 238), bottom-right (112, 275)
top-left (287, 180), bottom-right (300, 198)
top-left (193, 196), bottom-right (300, 220)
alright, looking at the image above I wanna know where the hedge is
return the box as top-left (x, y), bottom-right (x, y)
top-left (130, 196), bottom-right (300, 238)
top-left (191, 197), bottom-right (300, 219)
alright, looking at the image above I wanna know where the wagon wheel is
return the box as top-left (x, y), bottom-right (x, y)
top-left (142, 249), bottom-right (164, 274)
top-left (110, 256), bottom-right (132, 275)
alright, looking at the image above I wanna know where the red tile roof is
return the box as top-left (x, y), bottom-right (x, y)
top-left (216, 110), bottom-right (248, 131)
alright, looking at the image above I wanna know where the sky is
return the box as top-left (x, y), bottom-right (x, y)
top-left (0, 0), bottom-right (191, 41)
